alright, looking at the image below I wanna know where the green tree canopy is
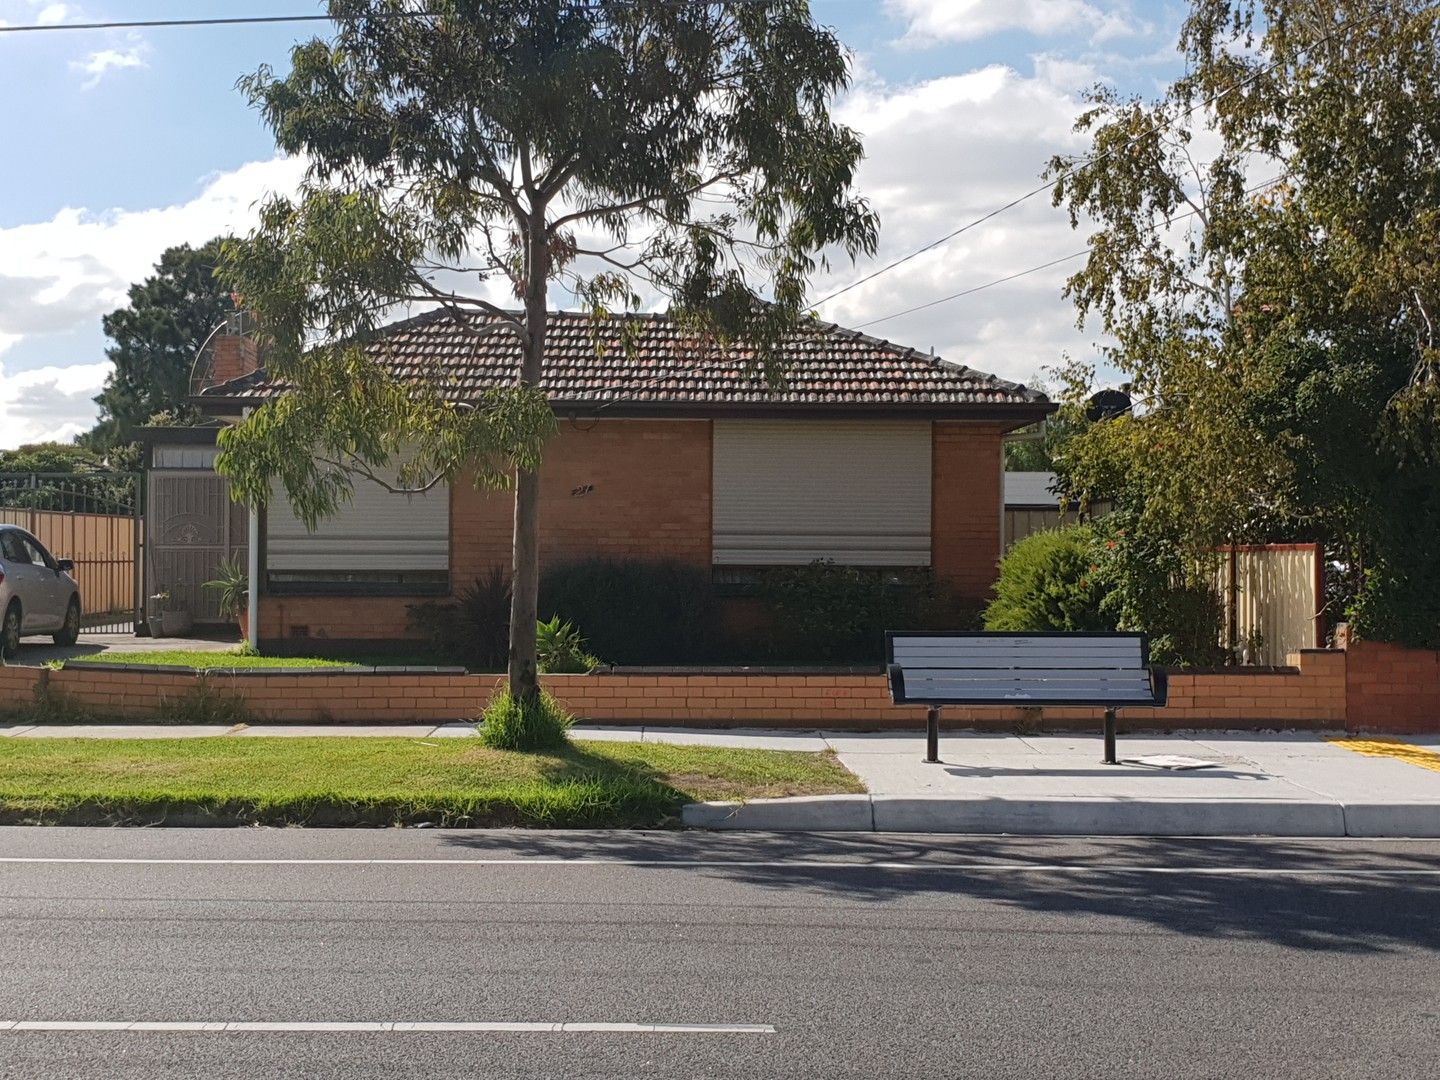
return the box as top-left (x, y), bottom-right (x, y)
top-left (88, 239), bottom-right (234, 450)
top-left (1047, 0), bottom-right (1440, 647)
top-left (218, 0), bottom-right (877, 703)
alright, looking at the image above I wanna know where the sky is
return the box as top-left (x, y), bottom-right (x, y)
top-left (0, 0), bottom-right (1192, 449)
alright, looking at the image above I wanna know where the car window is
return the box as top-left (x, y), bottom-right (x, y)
top-left (22, 537), bottom-right (54, 569)
top-left (0, 532), bottom-right (31, 564)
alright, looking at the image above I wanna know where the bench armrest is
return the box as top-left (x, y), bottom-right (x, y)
top-left (886, 663), bottom-right (907, 704)
top-left (1150, 667), bottom-right (1169, 707)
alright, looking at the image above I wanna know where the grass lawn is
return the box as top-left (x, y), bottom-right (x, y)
top-left (63, 650), bottom-right (441, 670)
top-left (0, 737), bottom-right (864, 828)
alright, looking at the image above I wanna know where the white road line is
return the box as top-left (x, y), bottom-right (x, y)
top-left (1, 1020), bottom-right (776, 1035)
top-left (0, 856), bottom-right (1438, 876)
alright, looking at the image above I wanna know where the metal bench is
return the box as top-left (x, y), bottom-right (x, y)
top-left (886, 632), bottom-right (1167, 765)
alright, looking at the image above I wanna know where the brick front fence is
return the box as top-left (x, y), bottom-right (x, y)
top-left (3, 642), bottom-right (1434, 732)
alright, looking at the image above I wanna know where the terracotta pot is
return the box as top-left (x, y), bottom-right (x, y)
top-left (238, 609), bottom-right (250, 644)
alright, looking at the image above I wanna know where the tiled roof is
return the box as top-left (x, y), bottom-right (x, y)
top-left (200, 309), bottom-right (1049, 414)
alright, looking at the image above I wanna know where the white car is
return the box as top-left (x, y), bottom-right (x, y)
top-left (0, 525), bottom-right (81, 657)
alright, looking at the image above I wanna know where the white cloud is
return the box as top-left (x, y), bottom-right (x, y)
top-left (888, 0), bottom-right (1135, 46)
top-left (814, 62), bottom-right (1107, 386)
top-left (71, 45), bottom-right (147, 90)
top-left (0, 155), bottom-right (306, 446)
top-left (35, 3), bottom-right (69, 23)
top-left (0, 360), bottom-right (110, 447)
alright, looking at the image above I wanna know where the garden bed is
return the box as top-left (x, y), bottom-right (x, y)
top-left (0, 736), bottom-right (863, 828)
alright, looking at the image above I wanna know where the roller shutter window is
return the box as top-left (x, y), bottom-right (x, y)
top-left (712, 419), bottom-right (931, 566)
top-left (266, 462), bottom-right (448, 573)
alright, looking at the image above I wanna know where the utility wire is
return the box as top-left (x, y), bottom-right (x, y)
top-left (851, 172), bottom-right (1292, 332)
top-left (810, 0), bottom-right (1426, 309)
top-left (0, 2), bottom-right (762, 33)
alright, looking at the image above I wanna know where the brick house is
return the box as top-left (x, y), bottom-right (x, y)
top-left (160, 309), bottom-right (1051, 648)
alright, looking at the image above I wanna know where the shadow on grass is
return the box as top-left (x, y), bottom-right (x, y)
top-left (0, 742), bottom-right (696, 831)
top-left (436, 830), bottom-right (1440, 955)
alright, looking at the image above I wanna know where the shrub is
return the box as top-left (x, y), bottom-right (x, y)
top-left (536, 616), bottom-right (600, 674)
top-left (479, 688), bottom-right (572, 751)
top-left (758, 561), bottom-right (963, 664)
top-left (409, 568), bottom-right (510, 670)
top-left (1088, 514), bottom-right (1228, 667)
top-left (154, 677), bottom-right (253, 726)
top-left (539, 558), bottom-right (715, 665)
top-left (984, 525), bottom-right (1114, 633)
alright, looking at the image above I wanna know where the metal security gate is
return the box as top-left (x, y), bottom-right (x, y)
top-left (145, 466), bottom-right (247, 627)
top-left (0, 472), bottom-right (142, 634)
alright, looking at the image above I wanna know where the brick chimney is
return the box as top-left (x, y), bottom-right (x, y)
top-left (206, 309), bottom-right (260, 387)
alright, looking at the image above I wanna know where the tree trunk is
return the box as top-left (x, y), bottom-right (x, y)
top-left (507, 204), bottom-right (550, 705)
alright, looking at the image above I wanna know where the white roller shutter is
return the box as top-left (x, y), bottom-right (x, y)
top-left (712, 419), bottom-right (931, 566)
top-left (266, 463), bottom-right (448, 572)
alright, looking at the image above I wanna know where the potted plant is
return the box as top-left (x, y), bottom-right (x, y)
top-left (147, 590), bottom-right (193, 637)
top-left (203, 556), bottom-right (249, 641)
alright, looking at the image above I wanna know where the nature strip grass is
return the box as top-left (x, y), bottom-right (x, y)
top-left (62, 650), bottom-right (360, 670)
top-left (0, 737), bottom-right (864, 828)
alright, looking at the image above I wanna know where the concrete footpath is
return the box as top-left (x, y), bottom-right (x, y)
top-left (3, 721), bottom-right (1439, 837)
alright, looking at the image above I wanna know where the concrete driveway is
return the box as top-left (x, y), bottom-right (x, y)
top-left (2, 632), bottom-right (238, 667)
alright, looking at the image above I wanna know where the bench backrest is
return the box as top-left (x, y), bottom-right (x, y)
top-left (886, 632), bottom-right (1165, 707)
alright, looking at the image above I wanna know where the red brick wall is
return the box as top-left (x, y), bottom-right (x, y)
top-left (210, 336), bottom-right (260, 385)
top-left (258, 596), bottom-right (420, 644)
top-left (932, 422), bottom-right (1005, 603)
top-left (0, 665), bottom-right (41, 707)
top-left (254, 418), bottom-right (1013, 644)
top-left (450, 418), bottom-right (713, 577)
top-left (1345, 640), bottom-right (1440, 734)
top-left (0, 647), bottom-right (1356, 730)
top-left (258, 419), bottom-right (712, 643)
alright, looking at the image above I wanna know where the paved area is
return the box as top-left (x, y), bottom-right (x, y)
top-left (690, 730), bottom-right (1440, 837)
top-left (1, 827), bottom-right (1437, 1079)
top-left (5, 722), bottom-right (1439, 835)
top-left (3, 632), bottom-right (236, 666)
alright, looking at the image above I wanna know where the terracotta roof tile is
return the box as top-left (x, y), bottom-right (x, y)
top-left (201, 309), bottom-right (1049, 414)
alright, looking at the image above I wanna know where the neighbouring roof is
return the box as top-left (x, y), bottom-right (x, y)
top-left (1004, 471), bottom-right (1062, 508)
top-left (198, 309), bottom-right (1051, 418)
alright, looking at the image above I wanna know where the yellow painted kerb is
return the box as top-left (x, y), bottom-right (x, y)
top-left (1328, 737), bottom-right (1440, 774)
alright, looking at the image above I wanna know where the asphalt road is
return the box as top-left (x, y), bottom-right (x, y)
top-left (1, 828), bottom-right (1438, 1079)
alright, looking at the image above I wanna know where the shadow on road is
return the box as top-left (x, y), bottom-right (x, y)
top-left (438, 830), bottom-right (1440, 954)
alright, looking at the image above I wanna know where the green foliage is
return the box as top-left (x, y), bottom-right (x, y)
top-left (758, 561), bottom-right (962, 665)
top-left (154, 678), bottom-right (253, 726)
top-left (202, 555), bottom-right (248, 620)
top-left (984, 526), bottom-right (1113, 633)
top-left (479, 688), bottom-right (572, 752)
top-left (216, 0), bottom-right (878, 699)
top-left (0, 737), bottom-right (861, 828)
top-left (408, 569), bottom-right (511, 670)
top-left (88, 239), bottom-right (232, 450)
top-left (535, 616), bottom-right (600, 675)
top-left (540, 558), bottom-right (716, 665)
top-left (1046, 0), bottom-right (1440, 650)
top-left (65, 649), bottom-right (354, 670)
top-left (5, 682), bottom-right (98, 725)
top-left (0, 443), bottom-right (138, 514)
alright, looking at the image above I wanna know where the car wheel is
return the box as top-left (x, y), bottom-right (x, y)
top-left (53, 599), bottom-right (80, 647)
top-left (1, 603), bottom-right (19, 660)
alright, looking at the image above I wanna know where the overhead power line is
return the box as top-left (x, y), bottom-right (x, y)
top-left (0, 14), bottom-right (355, 32)
top-left (850, 172), bottom-right (1292, 332)
top-left (0, 2), bottom-right (753, 33)
top-left (810, 0), bottom-right (1427, 310)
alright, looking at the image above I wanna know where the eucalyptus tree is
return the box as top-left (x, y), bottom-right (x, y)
top-left (1047, 0), bottom-right (1440, 646)
top-left (217, 0), bottom-right (876, 709)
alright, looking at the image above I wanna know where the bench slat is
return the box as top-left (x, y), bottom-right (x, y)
top-left (887, 632), bottom-right (1163, 707)
top-left (901, 668), bottom-right (1150, 683)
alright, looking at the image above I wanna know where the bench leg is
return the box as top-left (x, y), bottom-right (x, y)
top-left (1103, 707), bottom-right (1118, 765)
top-left (925, 706), bottom-right (941, 764)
